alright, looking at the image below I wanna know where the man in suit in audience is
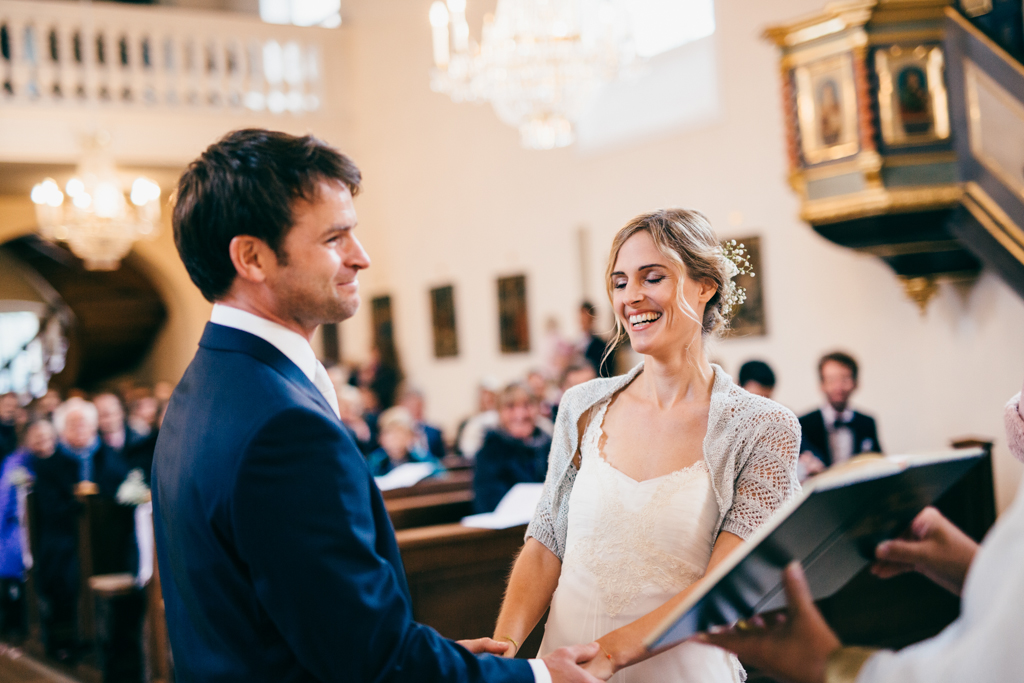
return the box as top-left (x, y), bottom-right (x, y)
top-left (738, 360), bottom-right (776, 399)
top-left (578, 302), bottom-right (616, 378)
top-left (798, 352), bottom-right (882, 479)
top-left (153, 129), bottom-right (600, 683)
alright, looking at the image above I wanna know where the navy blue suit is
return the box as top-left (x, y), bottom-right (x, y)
top-left (153, 323), bottom-right (532, 683)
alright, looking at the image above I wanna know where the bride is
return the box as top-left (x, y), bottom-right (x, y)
top-left (492, 209), bottom-right (801, 681)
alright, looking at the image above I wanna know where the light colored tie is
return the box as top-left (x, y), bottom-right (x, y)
top-left (313, 361), bottom-right (341, 418)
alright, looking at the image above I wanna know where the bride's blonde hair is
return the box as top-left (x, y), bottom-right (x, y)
top-left (604, 208), bottom-right (732, 357)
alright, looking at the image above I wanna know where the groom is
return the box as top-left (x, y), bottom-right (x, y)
top-left (152, 129), bottom-right (601, 683)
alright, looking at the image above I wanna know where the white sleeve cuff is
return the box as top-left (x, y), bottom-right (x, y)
top-left (528, 658), bottom-right (552, 683)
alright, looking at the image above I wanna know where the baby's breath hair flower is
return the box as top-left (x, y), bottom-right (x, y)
top-left (719, 240), bottom-right (754, 318)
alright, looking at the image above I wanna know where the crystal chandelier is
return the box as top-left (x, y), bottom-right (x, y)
top-left (428, 0), bottom-right (635, 150)
top-left (31, 135), bottom-right (161, 271)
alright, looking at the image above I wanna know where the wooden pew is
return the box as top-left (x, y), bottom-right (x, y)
top-left (386, 490), bottom-right (475, 530)
top-left (381, 469), bottom-right (473, 500)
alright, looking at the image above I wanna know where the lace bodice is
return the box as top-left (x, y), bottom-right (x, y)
top-left (561, 395), bottom-right (718, 617)
top-left (527, 363), bottom-right (802, 561)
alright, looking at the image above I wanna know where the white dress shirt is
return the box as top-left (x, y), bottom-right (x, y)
top-left (212, 305), bottom-right (550, 682)
top-left (820, 403), bottom-right (855, 465)
top-left (210, 304), bottom-right (339, 417)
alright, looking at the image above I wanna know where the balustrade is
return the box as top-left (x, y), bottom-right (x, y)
top-left (0, 0), bottom-right (325, 117)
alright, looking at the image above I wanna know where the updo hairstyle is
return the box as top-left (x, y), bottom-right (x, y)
top-left (604, 208), bottom-right (733, 347)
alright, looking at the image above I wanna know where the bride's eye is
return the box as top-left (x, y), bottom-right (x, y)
top-left (645, 276), bottom-right (665, 285)
top-left (612, 280), bottom-right (626, 290)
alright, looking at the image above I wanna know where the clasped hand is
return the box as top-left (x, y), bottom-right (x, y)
top-left (456, 637), bottom-right (610, 682)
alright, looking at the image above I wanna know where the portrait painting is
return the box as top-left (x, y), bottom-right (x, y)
top-left (429, 285), bottom-right (459, 358)
top-left (724, 236), bottom-right (766, 338)
top-left (875, 44), bottom-right (950, 145)
top-left (794, 52), bottom-right (860, 165)
top-left (497, 274), bottom-right (530, 354)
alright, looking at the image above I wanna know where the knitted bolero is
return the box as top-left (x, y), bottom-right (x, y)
top-left (526, 362), bottom-right (802, 561)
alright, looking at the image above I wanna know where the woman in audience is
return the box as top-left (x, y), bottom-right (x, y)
top-left (336, 384), bottom-right (376, 454)
top-left (25, 418), bottom-right (83, 661)
top-left (365, 406), bottom-right (440, 477)
top-left (701, 376), bottom-right (1024, 682)
top-left (473, 383), bottom-right (553, 514)
top-left (492, 209), bottom-right (801, 681)
top-left (0, 419), bottom-right (33, 642)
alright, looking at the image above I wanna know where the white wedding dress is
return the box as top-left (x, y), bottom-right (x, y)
top-left (538, 396), bottom-right (743, 683)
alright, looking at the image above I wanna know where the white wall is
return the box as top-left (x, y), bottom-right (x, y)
top-left (337, 0), bottom-right (1024, 511)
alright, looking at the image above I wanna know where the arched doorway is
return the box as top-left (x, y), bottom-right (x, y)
top-left (1, 235), bottom-right (166, 392)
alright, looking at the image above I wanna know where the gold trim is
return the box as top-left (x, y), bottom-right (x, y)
top-left (857, 239), bottom-right (963, 256)
top-left (800, 151), bottom-right (883, 182)
top-left (867, 29), bottom-right (945, 44)
top-left (965, 60), bottom-right (1024, 203)
top-left (963, 182), bottom-right (1024, 264)
top-left (801, 183), bottom-right (963, 224)
top-left (764, 2), bottom-right (874, 48)
top-left (882, 151), bottom-right (957, 166)
top-left (876, 45), bottom-right (950, 145)
top-left (946, 6), bottom-right (1024, 81)
top-left (781, 32), bottom-right (869, 70)
top-left (825, 647), bottom-right (878, 683)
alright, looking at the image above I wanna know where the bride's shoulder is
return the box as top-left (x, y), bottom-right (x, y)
top-left (718, 380), bottom-right (800, 433)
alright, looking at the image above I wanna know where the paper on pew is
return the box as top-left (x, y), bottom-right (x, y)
top-left (374, 462), bottom-right (437, 491)
top-left (461, 483), bottom-right (545, 529)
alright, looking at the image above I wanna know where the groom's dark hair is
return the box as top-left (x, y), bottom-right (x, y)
top-left (173, 129), bottom-right (362, 302)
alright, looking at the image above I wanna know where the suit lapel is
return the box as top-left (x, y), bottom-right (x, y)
top-left (199, 322), bottom-right (337, 419)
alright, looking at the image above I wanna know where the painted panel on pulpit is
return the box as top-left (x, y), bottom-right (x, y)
top-left (875, 45), bottom-right (950, 146)
top-left (430, 285), bottom-right (459, 358)
top-left (725, 236), bottom-right (766, 338)
top-left (497, 275), bottom-right (530, 354)
top-left (794, 53), bottom-right (860, 165)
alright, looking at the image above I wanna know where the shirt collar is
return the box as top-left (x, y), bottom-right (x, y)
top-left (211, 304), bottom-right (318, 383)
top-left (821, 403), bottom-right (854, 426)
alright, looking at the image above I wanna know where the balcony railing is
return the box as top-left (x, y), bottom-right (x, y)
top-left (0, 0), bottom-right (325, 116)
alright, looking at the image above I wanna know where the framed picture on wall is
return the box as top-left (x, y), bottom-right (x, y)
top-left (429, 285), bottom-right (459, 358)
top-left (794, 52), bottom-right (860, 165)
top-left (497, 275), bottom-right (530, 353)
top-left (371, 295), bottom-right (394, 351)
top-left (724, 236), bottom-right (766, 338)
top-left (875, 44), bottom-right (950, 146)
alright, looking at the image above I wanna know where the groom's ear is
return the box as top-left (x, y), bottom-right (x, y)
top-left (228, 235), bottom-right (276, 284)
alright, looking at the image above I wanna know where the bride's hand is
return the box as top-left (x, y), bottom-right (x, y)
top-left (456, 637), bottom-right (511, 656)
top-left (581, 642), bottom-right (615, 680)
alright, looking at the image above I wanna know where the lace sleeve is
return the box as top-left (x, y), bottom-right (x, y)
top-left (720, 406), bottom-right (801, 540)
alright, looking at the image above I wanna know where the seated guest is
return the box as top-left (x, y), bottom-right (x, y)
top-left (25, 419), bottom-right (83, 662)
top-left (738, 360), bottom-right (776, 399)
top-left (701, 378), bottom-right (1024, 683)
top-left (55, 397), bottom-right (127, 496)
top-left (366, 407), bottom-right (441, 477)
top-left (473, 383), bottom-right (552, 514)
top-left (126, 395), bottom-right (159, 439)
top-left (335, 384), bottom-right (376, 454)
top-left (399, 386), bottom-right (446, 461)
top-left (550, 362), bottom-right (597, 424)
top-left (456, 377), bottom-right (501, 460)
top-left (798, 351), bottom-right (882, 480)
top-left (0, 392), bottom-right (18, 461)
top-left (526, 369), bottom-right (557, 420)
top-left (578, 301), bottom-right (617, 378)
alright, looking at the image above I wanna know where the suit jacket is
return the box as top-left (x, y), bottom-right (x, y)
top-left (153, 323), bottom-right (532, 683)
top-left (422, 423), bottom-right (446, 461)
top-left (473, 428), bottom-right (551, 514)
top-left (798, 409), bottom-right (882, 467)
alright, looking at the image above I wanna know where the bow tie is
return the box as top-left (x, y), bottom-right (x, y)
top-left (833, 418), bottom-right (852, 430)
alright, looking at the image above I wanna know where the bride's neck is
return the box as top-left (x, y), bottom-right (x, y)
top-left (639, 346), bottom-right (714, 409)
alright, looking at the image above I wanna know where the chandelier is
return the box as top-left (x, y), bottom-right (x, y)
top-left (428, 0), bottom-right (635, 150)
top-left (31, 135), bottom-right (161, 271)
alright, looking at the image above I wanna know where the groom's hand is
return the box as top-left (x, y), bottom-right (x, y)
top-left (543, 642), bottom-right (606, 682)
top-left (456, 638), bottom-right (511, 656)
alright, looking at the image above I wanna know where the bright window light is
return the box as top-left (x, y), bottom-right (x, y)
top-left (0, 311), bottom-right (41, 396)
top-left (628, 0), bottom-right (715, 58)
top-left (260, 0), bottom-right (341, 28)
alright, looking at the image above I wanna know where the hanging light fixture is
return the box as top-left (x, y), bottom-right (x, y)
top-left (31, 133), bottom-right (161, 271)
top-left (428, 0), bottom-right (636, 150)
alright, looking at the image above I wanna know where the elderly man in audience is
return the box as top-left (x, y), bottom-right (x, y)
top-left (0, 393), bottom-right (19, 461)
top-left (798, 352), bottom-right (882, 481)
top-left (366, 406), bottom-right (442, 477)
top-left (53, 397), bottom-right (101, 489)
top-left (473, 383), bottom-right (552, 514)
top-left (24, 418), bottom-right (83, 661)
top-left (702, 375), bottom-right (1024, 682)
top-left (399, 386), bottom-right (446, 461)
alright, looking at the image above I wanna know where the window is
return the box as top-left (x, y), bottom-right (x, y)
top-left (0, 311), bottom-right (42, 396)
top-left (259, 0), bottom-right (341, 28)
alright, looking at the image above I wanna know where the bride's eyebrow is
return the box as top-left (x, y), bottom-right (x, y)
top-left (611, 264), bottom-right (666, 278)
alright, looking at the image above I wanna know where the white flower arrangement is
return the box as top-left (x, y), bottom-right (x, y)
top-left (8, 466), bottom-right (33, 489)
top-left (116, 469), bottom-right (152, 506)
top-left (719, 239), bottom-right (755, 318)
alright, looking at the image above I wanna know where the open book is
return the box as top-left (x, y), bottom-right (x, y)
top-left (644, 448), bottom-right (987, 651)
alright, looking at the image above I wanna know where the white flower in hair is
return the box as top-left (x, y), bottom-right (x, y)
top-left (719, 240), bottom-right (754, 318)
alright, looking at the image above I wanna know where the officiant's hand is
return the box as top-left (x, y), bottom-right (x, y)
top-left (696, 562), bottom-right (840, 683)
top-left (456, 638), bottom-right (511, 655)
top-left (871, 506), bottom-right (979, 595)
